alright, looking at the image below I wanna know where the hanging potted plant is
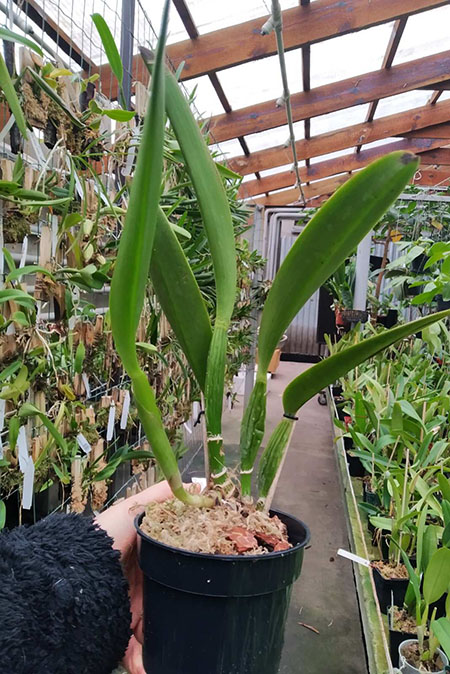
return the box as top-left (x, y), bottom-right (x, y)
top-left (106, 4), bottom-right (450, 672)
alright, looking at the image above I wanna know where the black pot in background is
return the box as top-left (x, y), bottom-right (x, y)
top-left (332, 384), bottom-right (343, 397)
top-left (411, 253), bottom-right (428, 273)
top-left (341, 435), bottom-right (365, 478)
top-left (363, 482), bottom-right (380, 507)
top-left (372, 565), bottom-right (409, 614)
top-left (377, 310), bottom-right (398, 329)
top-left (389, 622), bottom-right (416, 668)
top-left (34, 481), bottom-right (61, 520)
top-left (436, 295), bottom-right (450, 312)
top-left (136, 510), bottom-right (310, 674)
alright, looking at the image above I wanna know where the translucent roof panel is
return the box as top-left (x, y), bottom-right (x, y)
top-left (310, 23), bottom-right (394, 88)
top-left (187, 0), bottom-right (298, 35)
top-left (244, 121), bottom-right (304, 154)
top-left (374, 91), bottom-right (431, 119)
top-left (310, 104), bottom-right (370, 136)
top-left (393, 5), bottom-right (450, 66)
top-left (183, 76), bottom-right (226, 118)
top-left (217, 50), bottom-right (302, 111)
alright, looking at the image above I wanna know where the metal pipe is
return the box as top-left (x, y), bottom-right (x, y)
top-left (268, 1), bottom-right (306, 205)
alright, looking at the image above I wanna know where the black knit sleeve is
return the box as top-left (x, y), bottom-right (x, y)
top-left (0, 513), bottom-right (132, 674)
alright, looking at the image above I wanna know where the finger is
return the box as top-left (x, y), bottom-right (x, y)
top-left (122, 635), bottom-right (146, 674)
top-left (134, 616), bottom-right (144, 645)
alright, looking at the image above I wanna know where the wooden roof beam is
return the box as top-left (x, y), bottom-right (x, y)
top-left (228, 98), bottom-right (450, 175)
top-left (164, 0), bottom-right (448, 81)
top-left (172, 0), bottom-right (255, 172)
top-left (238, 137), bottom-right (450, 199)
top-left (254, 166), bottom-right (450, 206)
top-left (207, 49), bottom-right (450, 142)
top-left (356, 17), bottom-right (407, 151)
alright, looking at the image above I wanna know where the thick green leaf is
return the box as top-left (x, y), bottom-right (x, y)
top-left (141, 48), bottom-right (236, 480)
top-left (257, 152), bottom-right (419, 376)
top-left (283, 310), bottom-right (450, 415)
top-left (423, 547), bottom-right (450, 605)
top-left (92, 14), bottom-right (123, 86)
top-left (6, 265), bottom-right (54, 282)
top-left (74, 342), bottom-right (85, 374)
top-left (19, 403), bottom-right (67, 454)
top-left (0, 499), bottom-right (5, 529)
top-left (0, 27), bottom-right (43, 55)
top-left (0, 53), bottom-right (28, 138)
top-left (27, 67), bottom-right (84, 128)
top-left (109, 2), bottom-right (204, 507)
top-left (431, 618), bottom-right (450, 660)
top-left (102, 109), bottom-right (135, 122)
top-left (0, 289), bottom-right (36, 309)
top-left (438, 474), bottom-right (450, 502)
top-left (150, 208), bottom-right (212, 390)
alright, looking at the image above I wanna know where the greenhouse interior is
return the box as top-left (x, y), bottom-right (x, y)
top-left (2, 1), bottom-right (450, 673)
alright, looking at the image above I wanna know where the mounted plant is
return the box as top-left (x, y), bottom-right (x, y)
top-left (104, 4), bottom-right (450, 672)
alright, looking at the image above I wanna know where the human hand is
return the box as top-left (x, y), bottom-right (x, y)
top-left (95, 481), bottom-right (174, 674)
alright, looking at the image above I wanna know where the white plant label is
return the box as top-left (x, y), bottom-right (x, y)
top-left (18, 426), bottom-right (29, 473)
top-left (82, 373), bottom-right (91, 399)
top-left (0, 398), bottom-right (5, 432)
top-left (337, 548), bottom-right (370, 568)
top-left (183, 422), bottom-right (192, 435)
top-left (107, 402), bottom-right (115, 441)
top-left (191, 477), bottom-right (207, 492)
top-left (22, 459), bottom-right (35, 510)
top-left (19, 235), bottom-right (28, 269)
top-left (0, 434), bottom-right (3, 460)
top-left (76, 433), bottom-right (91, 455)
top-left (120, 390), bottom-right (130, 429)
top-left (192, 401), bottom-right (200, 420)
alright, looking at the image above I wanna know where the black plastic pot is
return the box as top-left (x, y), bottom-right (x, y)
top-left (436, 295), bottom-right (450, 312)
top-left (136, 509), bottom-right (310, 674)
top-left (363, 482), bottom-right (380, 507)
top-left (377, 310), bottom-right (398, 329)
top-left (372, 565), bottom-right (409, 614)
top-left (389, 624), bottom-right (416, 668)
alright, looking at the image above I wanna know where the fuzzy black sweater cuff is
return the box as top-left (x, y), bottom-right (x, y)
top-left (0, 513), bottom-right (132, 674)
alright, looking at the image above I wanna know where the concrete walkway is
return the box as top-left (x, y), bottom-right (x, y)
top-left (219, 362), bottom-right (368, 674)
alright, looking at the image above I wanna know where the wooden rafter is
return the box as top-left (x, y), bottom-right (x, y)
top-left (402, 122), bottom-right (450, 139)
top-left (228, 99), bottom-right (450, 175)
top-left (207, 49), bottom-right (450, 142)
top-left (172, 0), bottom-right (255, 169)
top-left (238, 137), bottom-right (450, 199)
top-left (420, 148), bottom-right (450, 164)
top-left (356, 17), bottom-right (407, 152)
top-left (163, 0), bottom-right (448, 81)
top-left (254, 165), bottom-right (450, 206)
top-left (428, 90), bottom-right (443, 105)
top-left (300, 0), bottom-right (311, 174)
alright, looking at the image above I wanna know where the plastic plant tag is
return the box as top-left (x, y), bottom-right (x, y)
top-left (82, 373), bottom-right (91, 399)
top-left (18, 425), bottom-right (29, 472)
top-left (337, 549), bottom-right (370, 567)
top-left (192, 401), bottom-right (200, 419)
top-left (0, 434), bottom-right (3, 460)
top-left (107, 402), bottom-right (115, 441)
top-left (22, 458), bottom-right (35, 510)
top-left (0, 398), bottom-right (5, 431)
top-left (192, 477), bottom-right (207, 492)
top-left (19, 235), bottom-right (28, 269)
top-left (76, 433), bottom-right (91, 455)
top-left (120, 390), bottom-right (130, 429)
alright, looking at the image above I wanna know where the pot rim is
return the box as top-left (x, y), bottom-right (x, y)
top-left (371, 563), bottom-right (410, 582)
top-left (398, 638), bottom-right (449, 671)
top-left (135, 507), bottom-right (311, 562)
